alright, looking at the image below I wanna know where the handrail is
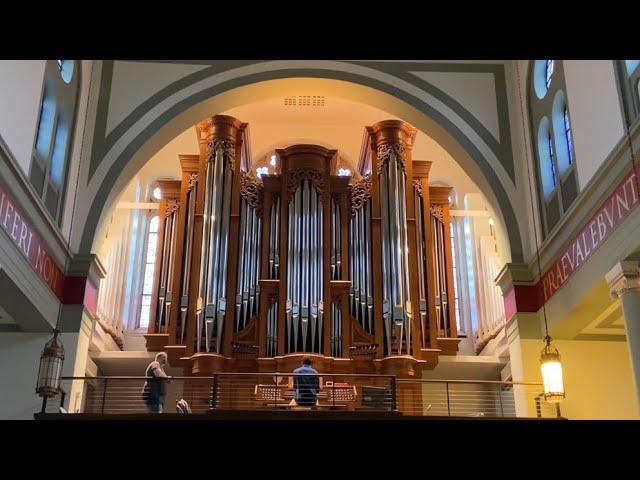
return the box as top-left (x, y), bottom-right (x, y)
top-left (60, 375), bottom-right (542, 387)
top-left (43, 374), bottom-right (557, 418)
top-left (61, 373), bottom-right (398, 380)
top-left (397, 378), bottom-right (544, 387)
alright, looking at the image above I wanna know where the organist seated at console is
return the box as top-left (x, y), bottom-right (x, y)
top-left (292, 357), bottom-right (319, 406)
top-left (253, 367), bottom-right (358, 410)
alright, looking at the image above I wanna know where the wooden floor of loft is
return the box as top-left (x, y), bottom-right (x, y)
top-left (34, 411), bottom-right (562, 421)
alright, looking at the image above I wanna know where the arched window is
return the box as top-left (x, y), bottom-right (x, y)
top-left (625, 60), bottom-right (640, 76)
top-left (563, 107), bottom-right (574, 166)
top-left (550, 90), bottom-right (575, 177)
top-left (529, 60), bottom-right (579, 235)
top-left (547, 132), bottom-right (557, 187)
top-left (616, 60), bottom-right (640, 127)
top-left (139, 215), bottom-right (160, 329)
top-left (545, 60), bottom-right (555, 89)
top-left (537, 119), bottom-right (557, 198)
top-left (29, 60), bottom-right (79, 223)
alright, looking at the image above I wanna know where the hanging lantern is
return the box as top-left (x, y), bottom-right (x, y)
top-left (539, 336), bottom-right (564, 403)
top-left (36, 329), bottom-right (65, 398)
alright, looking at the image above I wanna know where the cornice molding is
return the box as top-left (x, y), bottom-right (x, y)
top-left (606, 260), bottom-right (640, 299)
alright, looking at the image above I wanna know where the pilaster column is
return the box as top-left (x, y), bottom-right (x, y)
top-left (497, 262), bottom-right (544, 417)
top-left (606, 260), bottom-right (640, 408)
top-left (60, 254), bottom-right (106, 413)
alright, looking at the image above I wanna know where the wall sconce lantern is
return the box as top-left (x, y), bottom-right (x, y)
top-left (36, 328), bottom-right (65, 399)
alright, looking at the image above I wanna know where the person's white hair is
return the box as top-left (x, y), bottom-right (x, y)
top-left (155, 352), bottom-right (168, 361)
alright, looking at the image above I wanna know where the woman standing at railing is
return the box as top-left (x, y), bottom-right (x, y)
top-left (141, 352), bottom-right (171, 413)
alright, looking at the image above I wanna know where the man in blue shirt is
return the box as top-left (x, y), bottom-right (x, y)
top-left (293, 357), bottom-right (319, 407)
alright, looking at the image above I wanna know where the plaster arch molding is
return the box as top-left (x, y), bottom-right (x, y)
top-left (76, 60), bottom-right (523, 262)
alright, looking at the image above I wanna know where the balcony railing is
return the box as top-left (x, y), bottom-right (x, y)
top-left (395, 379), bottom-right (561, 418)
top-left (40, 374), bottom-right (560, 419)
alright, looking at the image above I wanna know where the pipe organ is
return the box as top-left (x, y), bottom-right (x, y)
top-left (428, 186), bottom-right (459, 353)
top-left (148, 179), bottom-right (181, 336)
top-left (144, 116), bottom-right (461, 375)
top-left (167, 155), bottom-right (199, 346)
top-left (349, 175), bottom-right (374, 339)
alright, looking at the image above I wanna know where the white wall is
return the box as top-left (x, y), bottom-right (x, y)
top-left (60, 60), bottom-right (95, 243)
top-left (107, 62), bottom-right (209, 135)
top-left (0, 61), bottom-right (46, 175)
top-left (0, 310), bottom-right (93, 419)
top-left (515, 336), bottom-right (639, 419)
top-left (509, 61), bottom-right (541, 264)
top-left (0, 332), bottom-right (60, 419)
top-left (564, 60), bottom-right (625, 189)
top-left (411, 70), bottom-right (501, 141)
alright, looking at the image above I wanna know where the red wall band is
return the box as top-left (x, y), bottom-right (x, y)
top-left (0, 177), bottom-right (97, 316)
top-left (0, 178), bottom-right (65, 298)
top-left (504, 162), bottom-right (640, 320)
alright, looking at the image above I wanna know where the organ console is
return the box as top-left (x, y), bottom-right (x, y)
top-left (253, 378), bottom-right (358, 409)
top-left (144, 115), bottom-right (461, 398)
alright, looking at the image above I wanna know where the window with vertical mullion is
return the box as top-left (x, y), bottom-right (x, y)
top-left (139, 215), bottom-right (160, 329)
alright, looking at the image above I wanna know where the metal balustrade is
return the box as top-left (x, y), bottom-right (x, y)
top-left (40, 375), bottom-right (560, 418)
top-left (395, 379), bottom-right (561, 418)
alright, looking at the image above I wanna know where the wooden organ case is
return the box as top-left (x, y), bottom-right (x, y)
top-left (143, 116), bottom-right (462, 409)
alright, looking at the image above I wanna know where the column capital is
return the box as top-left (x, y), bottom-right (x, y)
top-left (495, 262), bottom-right (535, 295)
top-left (606, 260), bottom-right (640, 299)
top-left (67, 253), bottom-right (106, 285)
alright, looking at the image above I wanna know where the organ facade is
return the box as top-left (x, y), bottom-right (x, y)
top-left (144, 115), bottom-right (460, 384)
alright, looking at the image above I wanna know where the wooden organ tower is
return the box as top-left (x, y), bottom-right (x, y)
top-left (144, 115), bottom-right (461, 386)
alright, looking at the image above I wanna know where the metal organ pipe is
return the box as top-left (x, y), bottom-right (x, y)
top-left (267, 298), bottom-right (279, 357)
top-left (414, 188), bottom-right (428, 348)
top-left (157, 205), bottom-right (177, 333)
top-left (331, 198), bottom-right (341, 280)
top-left (157, 216), bottom-right (170, 332)
top-left (292, 185), bottom-right (301, 350)
top-left (349, 177), bottom-right (374, 337)
top-left (432, 214), bottom-right (449, 337)
top-left (251, 209), bottom-right (262, 316)
top-left (318, 188), bottom-right (325, 352)
top-left (196, 154), bottom-right (213, 352)
top-left (235, 198), bottom-right (247, 331)
top-left (358, 200), bottom-right (367, 330)
top-left (349, 207), bottom-right (355, 314)
top-left (331, 198), bottom-right (342, 358)
top-left (247, 207), bottom-right (255, 324)
top-left (380, 147), bottom-right (412, 355)
top-left (265, 194), bottom-right (279, 356)
top-left (197, 145), bottom-right (233, 353)
top-left (165, 210), bottom-right (177, 330)
top-left (331, 300), bottom-right (342, 357)
top-left (215, 158), bottom-right (233, 353)
top-left (180, 186), bottom-right (196, 343)
top-left (286, 188), bottom-right (293, 352)
top-left (206, 148), bottom-right (224, 352)
top-left (364, 200), bottom-right (373, 333)
top-left (307, 184), bottom-right (314, 349)
top-left (286, 179), bottom-right (323, 353)
top-left (234, 174), bottom-right (263, 334)
top-left (269, 196), bottom-right (280, 279)
top-left (352, 206), bottom-right (360, 324)
top-left (380, 167), bottom-right (392, 354)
